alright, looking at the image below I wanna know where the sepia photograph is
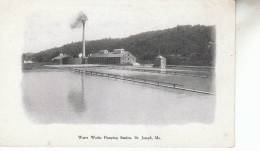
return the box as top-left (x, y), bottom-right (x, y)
top-left (0, 0), bottom-right (235, 147)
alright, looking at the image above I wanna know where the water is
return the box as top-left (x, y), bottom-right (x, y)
top-left (22, 70), bottom-right (215, 124)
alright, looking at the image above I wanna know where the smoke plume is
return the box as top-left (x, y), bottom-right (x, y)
top-left (70, 11), bottom-right (88, 29)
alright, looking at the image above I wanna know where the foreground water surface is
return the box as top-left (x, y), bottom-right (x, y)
top-left (22, 70), bottom-right (215, 124)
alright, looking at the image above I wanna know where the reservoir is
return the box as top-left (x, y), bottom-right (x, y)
top-left (22, 69), bottom-right (215, 124)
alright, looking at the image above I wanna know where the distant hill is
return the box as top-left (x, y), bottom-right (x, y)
top-left (27, 25), bottom-right (215, 66)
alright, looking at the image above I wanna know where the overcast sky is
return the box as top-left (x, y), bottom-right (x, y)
top-left (23, 0), bottom-right (223, 53)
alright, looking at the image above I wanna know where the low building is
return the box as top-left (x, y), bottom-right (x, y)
top-left (153, 55), bottom-right (166, 68)
top-left (87, 49), bottom-right (136, 65)
top-left (52, 53), bottom-right (73, 64)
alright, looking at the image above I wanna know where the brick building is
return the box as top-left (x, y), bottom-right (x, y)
top-left (87, 49), bottom-right (136, 65)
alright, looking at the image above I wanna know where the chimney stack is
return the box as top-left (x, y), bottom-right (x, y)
top-left (82, 21), bottom-right (86, 59)
top-left (79, 13), bottom-right (87, 64)
top-left (70, 12), bottom-right (88, 63)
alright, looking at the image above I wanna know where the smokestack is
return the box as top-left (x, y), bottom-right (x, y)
top-left (70, 11), bottom-right (88, 63)
top-left (82, 21), bottom-right (85, 58)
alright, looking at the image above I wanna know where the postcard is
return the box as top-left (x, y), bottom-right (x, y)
top-left (0, 0), bottom-right (235, 147)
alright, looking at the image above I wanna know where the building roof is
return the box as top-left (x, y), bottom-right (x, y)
top-left (89, 49), bottom-right (128, 58)
top-left (112, 49), bottom-right (125, 54)
top-left (98, 49), bottom-right (109, 54)
top-left (52, 54), bottom-right (71, 60)
top-left (113, 48), bottom-right (124, 51)
top-left (156, 55), bottom-right (166, 59)
top-left (89, 53), bottom-right (124, 58)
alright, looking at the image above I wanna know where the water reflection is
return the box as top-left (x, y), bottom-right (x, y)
top-left (22, 70), bottom-right (215, 124)
top-left (68, 73), bottom-right (86, 113)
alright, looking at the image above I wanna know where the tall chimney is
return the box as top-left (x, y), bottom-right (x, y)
top-left (70, 12), bottom-right (87, 63)
top-left (82, 21), bottom-right (85, 59)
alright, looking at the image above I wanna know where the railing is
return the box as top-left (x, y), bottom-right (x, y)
top-left (72, 68), bottom-right (214, 95)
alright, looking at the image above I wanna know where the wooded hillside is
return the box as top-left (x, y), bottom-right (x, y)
top-left (26, 25), bottom-right (215, 66)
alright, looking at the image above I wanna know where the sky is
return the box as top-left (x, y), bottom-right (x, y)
top-left (23, 0), bottom-right (224, 53)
